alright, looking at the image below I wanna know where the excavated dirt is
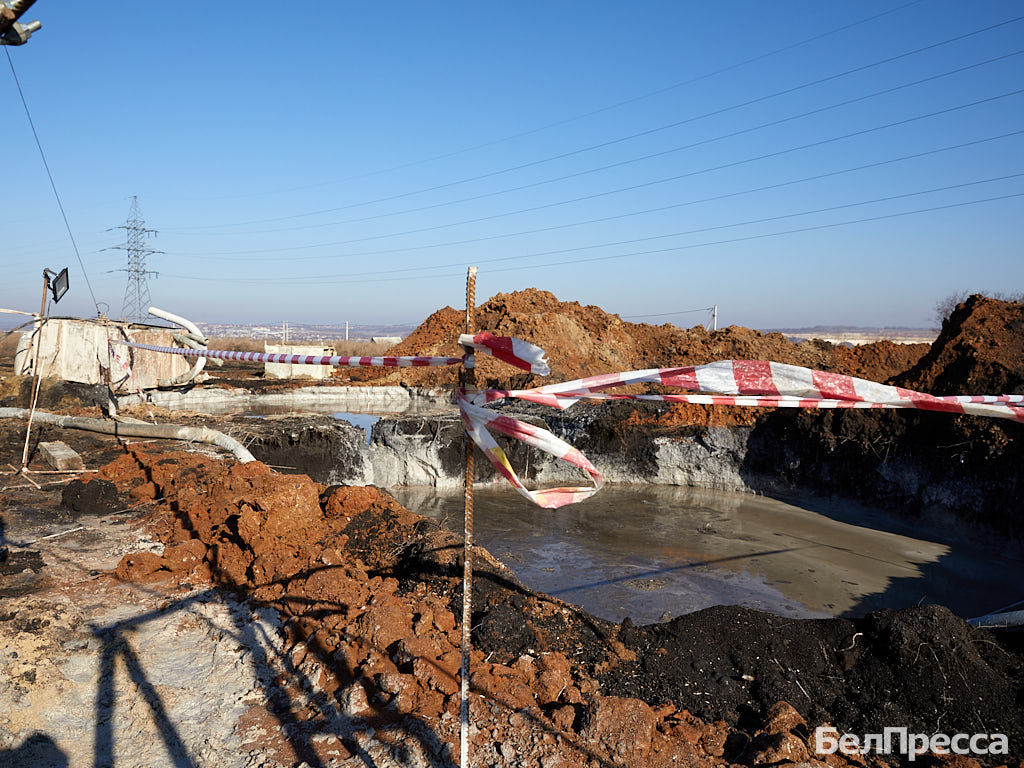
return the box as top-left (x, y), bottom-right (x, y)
top-left (70, 446), bottom-right (1021, 765)
top-left (2, 291), bottom-right (1022, 766)
top-left (741, 295), bottom-right (1024, 549)
top-left (894, 294), bottom-right (1024, 395)
top-left (348, 289), bottom-right (927, 393)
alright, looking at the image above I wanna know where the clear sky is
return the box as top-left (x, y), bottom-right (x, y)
top-left (3, 1), bottom-right (1022, 331)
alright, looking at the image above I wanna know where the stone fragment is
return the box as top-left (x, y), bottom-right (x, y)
top-left (759, 700), bottom-right (806, 735)
top-left (580, 696), bottom-right (657, 761)
top-left (38, 441), bottom-right (84, 471)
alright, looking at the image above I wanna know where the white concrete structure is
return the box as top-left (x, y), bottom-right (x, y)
top-left (14, 318), bottom-right (189, 391)
top-left (263, 343), bottom-right (336, 380)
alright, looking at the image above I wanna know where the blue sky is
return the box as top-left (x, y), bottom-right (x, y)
top-left (4, 1), bottom-right (1022, 330)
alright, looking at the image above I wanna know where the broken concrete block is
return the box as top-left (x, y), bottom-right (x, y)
top-left (38, 441), bottom-right (84, 471)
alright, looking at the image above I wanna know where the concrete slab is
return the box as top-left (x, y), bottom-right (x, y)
top-left (37, 441), bottom-right (84, 471)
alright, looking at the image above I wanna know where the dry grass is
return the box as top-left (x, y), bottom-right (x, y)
top-left (206, 336), bottom-right (264, 353)
top-left (0, 332), bottom-right (20, 363)
top-left (206, 336), bottom-right (391, 356)
top-left (330, 340), bottom-right (392, 356)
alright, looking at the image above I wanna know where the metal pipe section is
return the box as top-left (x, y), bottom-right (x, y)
top-left (1, 0), bottom-right (40, 44)
top-left (0, 408), bottom-right (256, 463)
top-left (172, 333), bottom-right (223, 367)
top-left (147, 306), bottom-right (209, 387)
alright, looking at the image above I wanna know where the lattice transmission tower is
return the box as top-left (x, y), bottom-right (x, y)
top-left (110, 196), bottom-right (162, 322)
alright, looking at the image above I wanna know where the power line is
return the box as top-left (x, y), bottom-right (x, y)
top-left (164, 188), bottom-right (1024, 286)
top-left (167, 88), bottom-right (1024, 253)
top-left (623, 308), bottom-right (714, 319)
top-left (165, 12), bottom-right (1024, 232)
top-left (6, 48), bottom-right (100, 314)
top-left (483, 191), bottom-right (1024, 277)
top-left (172, 129), bottom-right (1024, 263)
top-left (284, 49), bottom-right (1023, 233)
top-left (154, 0), bottom-right (927, 205)
top-left (160, 178), bottom-right (1024, 284)
top-left (170, 53), bottom-right (1024, 252)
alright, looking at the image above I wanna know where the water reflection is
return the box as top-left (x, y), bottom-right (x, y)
top-left (391, 485), bottom-right (1024, 624)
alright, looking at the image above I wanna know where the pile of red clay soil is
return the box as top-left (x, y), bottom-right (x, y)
top-left (894, 294), bottom-right (1024, 395)
top-left (89, 446), bottom-right (1023, 766)
top-left (348, 289), bottom-right (927, 392)
top-left (741, 294), bottom-right (1024, 547)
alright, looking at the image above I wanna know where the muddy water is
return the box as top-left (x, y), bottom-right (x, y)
top-left (391, 485), bottom-right (1024, 625)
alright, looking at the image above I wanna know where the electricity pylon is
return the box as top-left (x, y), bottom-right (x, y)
top-left (110, 196), bottom-right (161, 322)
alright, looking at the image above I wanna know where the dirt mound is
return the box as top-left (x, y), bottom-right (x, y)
top-left (747, 295), bottom-right (1024, 547)
top-left (608, 604), bottom-right (1024, 750)
top-left (895, 294), bottom-right (1024, 395)
top-left (97, 447), bottom-right (1024, 765)
top-left (350, 288), bottom-right (926, 391)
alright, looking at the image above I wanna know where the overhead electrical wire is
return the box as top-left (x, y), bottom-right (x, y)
top-left (162, 0), bottom-right (925, 203)
top-left (6, 49), bottom-right (101, 314)
top-left (164, 13), bottom-right (1024, 232)
top-left (161, 191), bottom-right (1024, 286)
top-left (623, 308), bottom-right (714, 319)
top-left (242, 49), bottom-right (1024, 234)
top-left (622, 307), bottom-right (712, 319)
top-left (486, 192), bottom-right (1024, 275)
top-left (164, 88), bottom-right (1024, 254)
top-left (169, 57), bottom-right (1024, 256)
top-left (169, 128), bottom-right (1024, 263)
top-left (159, 174), bottom-right (1024, 284)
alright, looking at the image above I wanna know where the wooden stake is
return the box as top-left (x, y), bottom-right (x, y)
top-left (20, 274), bottom-right (50, 471)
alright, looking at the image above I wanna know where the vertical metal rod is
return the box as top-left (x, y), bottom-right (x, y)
top-left (20, 274), bottom-right (49, 470)
top-left (459, 265), bottom-right (478, 767)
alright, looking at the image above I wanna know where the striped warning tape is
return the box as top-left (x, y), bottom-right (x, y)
top-left (112, 332), bottom-right (551, 372)
top-left (111, 340), bottom-right (463, 368)
top-left (458, 332), bottom-right (550, 375)
top-left (456, 358), bottom-right (1022, 507)
top-left (457, 389), bottom-right (602, 508)
top-left (466, 360), bottom-right (1024, 424)
top-left (114, 334), bottom-right (1023, 507)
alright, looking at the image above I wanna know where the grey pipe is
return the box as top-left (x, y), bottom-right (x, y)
top-left (0, 408), bottom-right (255, 463)
top-left (148, 306), bottom-right (209, 386)
top-left (172, 333), bottom-right (223, 367)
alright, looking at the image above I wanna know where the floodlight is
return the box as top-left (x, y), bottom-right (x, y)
top-left (43, 267), bottom-right (69, 303)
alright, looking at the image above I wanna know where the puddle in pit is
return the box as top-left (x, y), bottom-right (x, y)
top-left (391, 485), bottom-right (1024, 625)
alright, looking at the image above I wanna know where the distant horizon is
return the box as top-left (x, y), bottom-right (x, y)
top-left (0, 311), bottom-right (943, 336)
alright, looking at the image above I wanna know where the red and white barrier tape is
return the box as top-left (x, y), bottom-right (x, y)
top-left (114, 335), bottom-right (1023, 507)
top-left (457, 389), bottom-right (602, 508)
top-left (112, 333), bottom-right (550, 373)
top-left (110, 340), bottom-right (463, 368)
top-left (456, 358), bottom-right (1022, 508)
top-left (468, 360), bottom-right (1024, 424)
top-left (458, 332), bottom-right (550, 375)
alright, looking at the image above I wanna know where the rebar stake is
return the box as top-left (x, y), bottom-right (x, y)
top-left (459, 265), bottom-right (477, 767)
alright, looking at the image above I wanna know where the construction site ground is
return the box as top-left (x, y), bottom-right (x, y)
top-left (1, 291), bottom-right (1022, 767)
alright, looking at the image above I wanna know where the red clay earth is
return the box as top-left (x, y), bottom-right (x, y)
top-left (341, 287), bottom-right (929, 432)
top-left (894, 294), bottom-right (1024, 395)
top-left (3, 293), bottom-right (1023, 766)
top-left (347, 288), bottom-right (927, 394)
top-left (736, 295), bottom-right (1024, 547)
top-left (92, 444), bottom-right (1024, 767)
